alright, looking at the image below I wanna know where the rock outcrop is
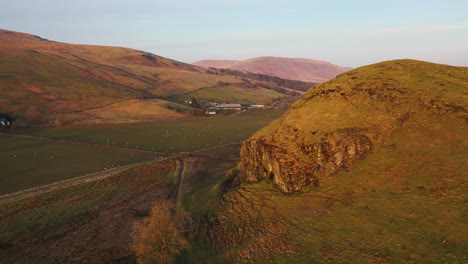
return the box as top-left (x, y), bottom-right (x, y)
top-left (239, 129), bottom-right (373, 193)
top-left (237, 59), bottom-right (467, 193)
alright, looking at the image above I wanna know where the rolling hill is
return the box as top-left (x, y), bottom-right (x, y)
top-left (193, 56), bottom-right (352, 83)
top-left (201, 59), bottom-right (467, 262)
top-left (0, 29), bottom-right (289, 127)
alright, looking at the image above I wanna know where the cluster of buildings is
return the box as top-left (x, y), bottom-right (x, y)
top-left (204, 102), bottom-right (265, 115)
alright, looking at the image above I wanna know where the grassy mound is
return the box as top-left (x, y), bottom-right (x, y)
top-left (203, 59), bottom-right (468, 262)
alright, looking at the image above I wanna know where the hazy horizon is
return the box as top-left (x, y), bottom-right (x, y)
top-left (1, 0), bottom-right (467, 68)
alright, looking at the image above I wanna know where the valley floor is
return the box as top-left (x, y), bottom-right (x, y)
top-left (0, 109), bottom-right (285, 195)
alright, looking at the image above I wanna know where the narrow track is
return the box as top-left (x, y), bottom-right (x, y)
top-left (173, 158), bottom-right (185, 202)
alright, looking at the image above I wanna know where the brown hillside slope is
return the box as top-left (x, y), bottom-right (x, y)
top-left (1, 29), bottom-right (285, 126)
top-left (193, 56), bottom-right (352, 83)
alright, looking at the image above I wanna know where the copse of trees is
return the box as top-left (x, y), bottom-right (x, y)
top-left (191, 98), bottom-right (200, 108)
top-left (207, 67), bottom-right (317, 92)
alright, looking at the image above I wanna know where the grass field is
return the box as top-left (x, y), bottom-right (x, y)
top-left (0, 109), bottom-right (286, 195)
top-left (0, 134), bottom-right (154, 195)
top-left (23, 109), bottom-right (286, 153)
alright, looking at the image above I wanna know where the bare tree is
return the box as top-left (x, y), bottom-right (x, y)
top-left (132, 200), bottom-right (190, 264)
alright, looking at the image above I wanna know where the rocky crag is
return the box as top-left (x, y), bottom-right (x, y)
top-left (237, 59), bottom-right (467, 193)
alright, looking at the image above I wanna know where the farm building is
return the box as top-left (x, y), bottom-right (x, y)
top-left (204, 103), bottom-right (243, 114)
top-left (251, 103), bottom-right (265, 108)
top-left (216, 103), bottom-right (242, 111)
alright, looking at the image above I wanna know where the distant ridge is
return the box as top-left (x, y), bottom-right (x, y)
top-left (193, 56), bottom-right (352, 83)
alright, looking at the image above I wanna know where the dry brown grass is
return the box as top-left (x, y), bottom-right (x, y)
top-left (55, 99), bottom-right (192, 126)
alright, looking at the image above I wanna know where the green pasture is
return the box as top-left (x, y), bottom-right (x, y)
top-left (0, 109), bottom-right (285, 195)
top-left (23, 109), bottom-right (286, 153)
top-left (0, 134), bottom-right (154, 195)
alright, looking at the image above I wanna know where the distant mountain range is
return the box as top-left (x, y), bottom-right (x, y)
top-left (193, 56), bottom-right (352, 83)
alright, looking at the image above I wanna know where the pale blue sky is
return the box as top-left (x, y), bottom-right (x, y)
top-left (1, 0), bottom-right (467, 67)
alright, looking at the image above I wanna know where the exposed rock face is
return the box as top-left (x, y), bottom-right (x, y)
top-left (239, 129), bottom-right (373, 193)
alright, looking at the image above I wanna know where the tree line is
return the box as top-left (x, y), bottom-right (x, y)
top-left (206, 67), bottom-right (317, 92)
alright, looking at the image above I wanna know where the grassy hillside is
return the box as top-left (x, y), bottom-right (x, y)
top-left (199, 59), bottom-right (467, 262)
top-left (239, 59), bottom-right (467, 192)
top-left (170, 83), bottom-right (285, 105)
top-left (0, 29), bottom-right (289, 126)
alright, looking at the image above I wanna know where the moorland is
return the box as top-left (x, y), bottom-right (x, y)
top-left (0, 29), bottom-right (299, 127)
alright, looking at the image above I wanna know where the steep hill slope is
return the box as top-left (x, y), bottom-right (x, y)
top-left (238, 59), bottom-right (467, 193)
top-left (0, 29), bottom-right (287, 126)
top-left (196, 59), bottom-right (467, 262)
top-left (193, 56), bottom-right (352, 83)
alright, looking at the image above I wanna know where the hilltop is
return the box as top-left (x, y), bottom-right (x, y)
top-left (0, 29), bottom-right (290, 127)
top-left (193, 56), bottom-right (352, 83)
top-left (205, 59), bottom-right (466, 262)
top-left (237, 59), bottom-right (467, 193)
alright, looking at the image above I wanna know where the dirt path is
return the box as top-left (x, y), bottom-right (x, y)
top-left (173, 158), bottom-right (185, 203)
top-left (0, 142), bottom-right (242, 205)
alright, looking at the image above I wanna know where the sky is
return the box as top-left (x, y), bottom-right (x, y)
top-left (1, 0), bottom-right (468, 67)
